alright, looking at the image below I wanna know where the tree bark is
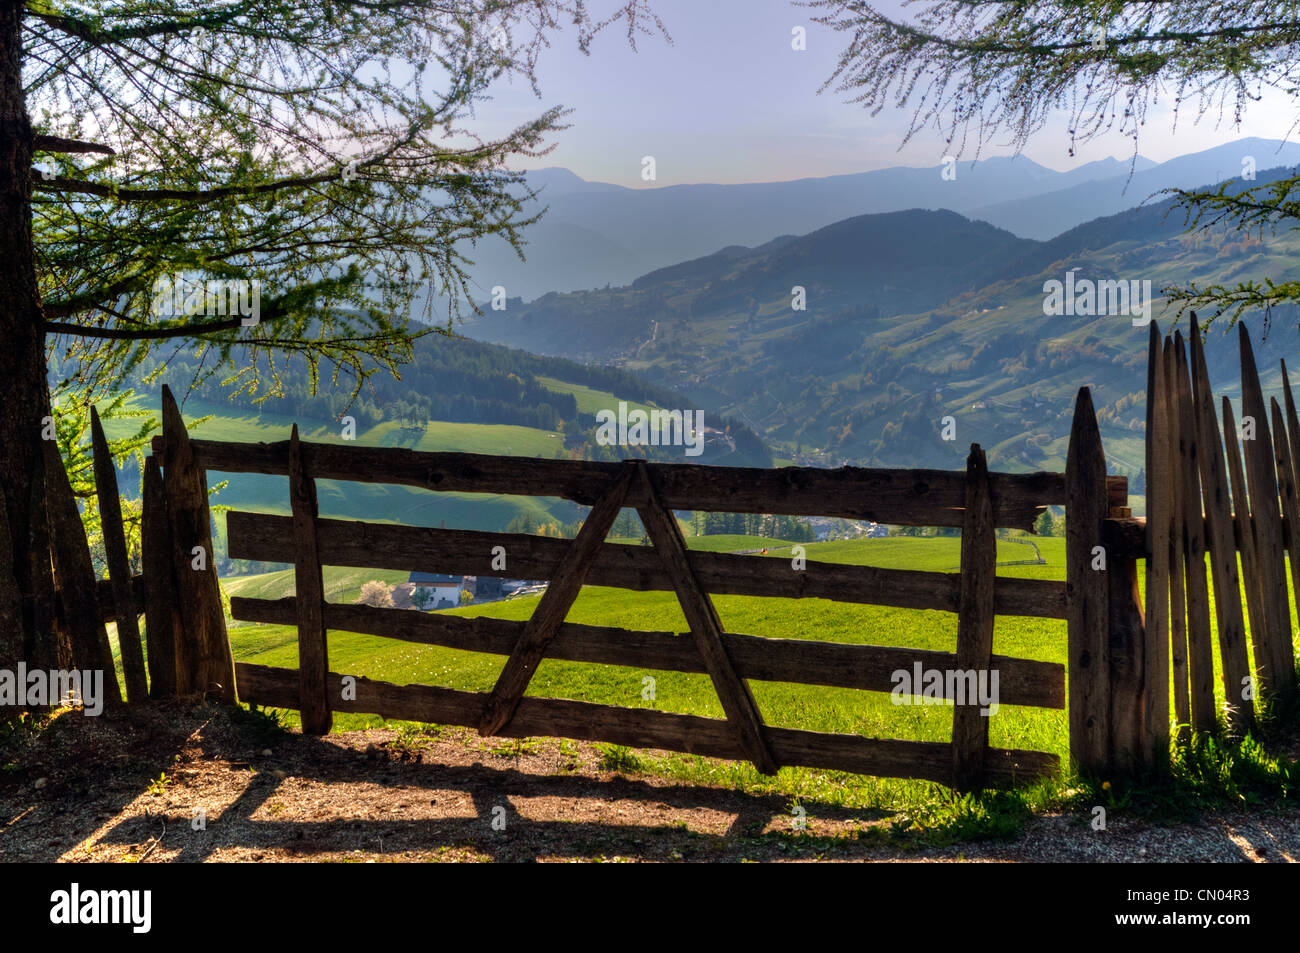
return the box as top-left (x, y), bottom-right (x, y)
top-left (0, 1), bottom-right (59, 685)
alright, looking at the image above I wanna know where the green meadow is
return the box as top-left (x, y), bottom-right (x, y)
top-left (220, 535), bottom-right (1077, 810)
top-left (102, 529), bottom-right (1297, 821)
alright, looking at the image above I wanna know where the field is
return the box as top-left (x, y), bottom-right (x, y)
top-left (109, 521), bottom-right (1297, 817)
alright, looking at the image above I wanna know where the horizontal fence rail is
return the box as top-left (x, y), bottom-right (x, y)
top-left (154, 435), bottom-right (1127, 530)
top-left (227, 513), bottom-right (1070, 619)
top-left (234, 663), bottom-right (1059, 787)
top-left (231, 596), bottom-right (1066, 708)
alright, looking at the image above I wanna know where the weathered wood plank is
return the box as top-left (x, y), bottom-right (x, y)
top-left (479, 464), bottom-right (634, 737)
top-left (289, 426), bottom-right (331, 735)
top-left (1238, 324), bottom-right (1296, 702)
top-left (1164, 338), bottom-right (1190, 743)
top-left (141, 457), bottom-right (178, 698)
top-left (232, 596), bottom-right (1067, 707)
top-left (1270, 397), bottom-right (1300, 698)
top-left (1105, 453), bottom-right (1145, 772)
top-left (636, 461), bottom-right (778, 775)
top-left (1189, 327), bottom-right (1254, 736)
top-left (952, 445), bottom-right (997, 790)
top-left (1174, 333), bottom-right (1217, 733)
top-left (226, 512), bottom-right (1069, 619)
top-left (43, 440), bottom-right (122, 706)
top-left (1143, 323), bottom-right (1171, 764)
top-left (160, 385), bottom-right (235, 702)
top-left (1281, 359), bottom-right (1300, 533)
top-left (234, 663), bottom-right (1059, 788)
top-left (90, 407), bottom-right (148, 703)
top-left (1066, 387), bottom-right (1110, 773)
top-left (153, 435), bottom-right (1124, 531)
top-left (1223, 396), bottom-right (1269, 700)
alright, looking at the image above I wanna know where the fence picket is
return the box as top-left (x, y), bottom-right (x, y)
top-left (89, 407), bottom-right (148, 703)
top-left (44, 440), bottom-right (121, 706)
top-left (1173, 334), bottom-right (1217, 732)
top-left (160, 385), bottom-right (234, 701)
top-left (1222, 396), bottom-right (1269, 707)
top-left (1164, 337), bottom-right (1191, 743)
top-left (1066, 387), bottom-right (1110, 774)
top-left (1188, 328), bottom-right (1254, 735)
top-left (1144, 323), bottom-right (1171, 761)
top-left (140, 456), bottom-right (179, 697)
top-left (1238, 325), bottom-right (1296, 702)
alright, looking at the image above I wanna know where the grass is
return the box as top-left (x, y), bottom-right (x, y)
top-left (224, 537), bottom-right (1071, 823)
top-left (217, 532), bottom-right (1300, 842)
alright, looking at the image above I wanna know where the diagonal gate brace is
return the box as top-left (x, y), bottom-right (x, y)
top-left (478, 462), bottom-right (635, 736)
top-left (633, 461), bottom-right (779, 776)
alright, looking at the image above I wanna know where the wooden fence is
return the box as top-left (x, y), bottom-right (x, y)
top-left (81, 339), bottom-right (1300, 788)
top-left (78, 382), bottom-right (1134, 791)
top-left (1143, 319), bottom-right (1299, 748)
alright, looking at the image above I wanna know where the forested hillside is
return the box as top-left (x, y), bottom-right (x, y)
top-left (464, 166), bottom-right (1300, 480)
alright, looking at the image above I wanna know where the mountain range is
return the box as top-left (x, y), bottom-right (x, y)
top-left (461, 160), bottom-right (1300, 479)
top-left (442, 137), bottom-right (1300, 303)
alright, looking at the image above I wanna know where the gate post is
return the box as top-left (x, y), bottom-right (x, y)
top-left (1066, 387), bottom-right (1112, 776)
top-left (1107, 477), bottom-right (1147, 774)
top-left (1067, 387), bottom-right (1148, 777)
top-left (160, 385), bottom-right (235, 702)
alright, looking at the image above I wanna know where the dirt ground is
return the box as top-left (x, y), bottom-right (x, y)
top-left (1, 702), bottom-right (1296, 863)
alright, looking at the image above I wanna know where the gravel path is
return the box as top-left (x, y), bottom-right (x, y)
top-left (0, 702), bottom-right (1295, 863)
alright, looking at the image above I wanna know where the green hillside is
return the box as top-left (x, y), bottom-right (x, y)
top-left (464, 169), bottom-right (1300, 486)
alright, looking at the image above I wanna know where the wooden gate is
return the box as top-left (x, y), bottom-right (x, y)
top-left (137, 382), bottom-right (1145, 791)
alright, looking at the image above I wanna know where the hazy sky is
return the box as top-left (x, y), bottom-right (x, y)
top-left (478, 0), bottom-right (1300, 186)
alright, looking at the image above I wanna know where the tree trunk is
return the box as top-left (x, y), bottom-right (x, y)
top-left (0, 1), bottom-right (59, 684)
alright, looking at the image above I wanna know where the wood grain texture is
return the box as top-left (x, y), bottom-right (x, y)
top-left (155, 435), bottom-right (1125, 531)
top-left (289, 426), bottom-right (331, 735)
top-left (1066, 387), bottom-right (1110, 773)
top-left (43, 440), bottom-right (121, 706)
top-left (1174, 333), bottom-right (1216, 733)
top-left (1189, 328), bottom-right (1253, 735)
top-left (1164, 338), bottom-right (1190, 743)
top-left (235, 663), bottom-right (1060, 788)
top-left (227, 512), bottom-right (1069, 618)
top-left (1238, 324), bottom-right (1296, 701)
top-left (140, 457), bottom-right (178, 697)
top-left (1143, 323), bottom-right (1171, 762)
top-left (160, 385), bottom-right (234, 701)
top-left (1223, 396), bottom-right (1269, 706)
top-left (90, 407), bottom-right (148, 703)
top-left (636, 461), bottom-right (778, 775)
top-left (952, 445), bottom-right (997, 790)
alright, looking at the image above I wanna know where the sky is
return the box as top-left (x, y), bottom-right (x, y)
top-left (475, 0), bottom-right (1300, 187)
